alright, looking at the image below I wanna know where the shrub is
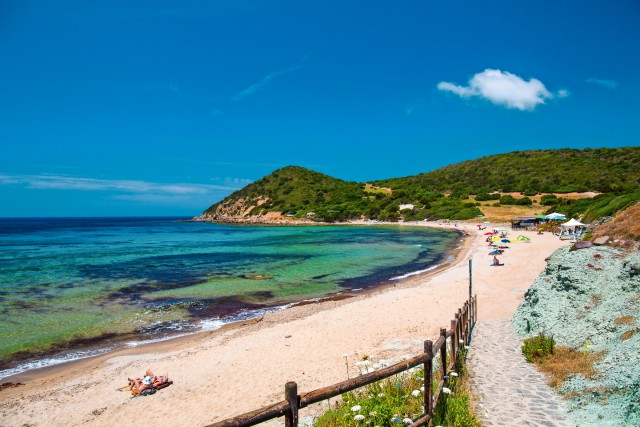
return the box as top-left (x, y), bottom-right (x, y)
top-left (499, 195), bottom-right (517, 205)
top-left (516, 196), bottom-right (533, 206)
top-left (522, 333), bottom-right (555, 363)
top-left (540, 194), bottom-right (559, 206)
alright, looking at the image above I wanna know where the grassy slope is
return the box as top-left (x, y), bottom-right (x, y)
top-left (373, 147), bottom-right (640, 194)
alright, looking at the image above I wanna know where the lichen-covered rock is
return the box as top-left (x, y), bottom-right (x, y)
top-left (513, 246), bottom-right (640, 426)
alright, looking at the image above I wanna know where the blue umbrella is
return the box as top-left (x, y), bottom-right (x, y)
top-left (501, 239), bottom-right (510, 243)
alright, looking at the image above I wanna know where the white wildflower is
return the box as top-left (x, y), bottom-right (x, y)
top-left (354, 414), bottom-right (365, 421)
top-left (465, 345), bottom-right (470, 350)
top-left (403, 417), bottom-right (413, 424)
top-left (377, 393), bottom-right (385, 397)
top-left (420, 386), bottom-right (425, 392)
top-left (458, 339), bottom-right (464, 344)
top-left (450, 372), bottom-right (458, 377)
top-left (351, 405), bottom-right (362, 412)
top-left (442, 387), bottom-right (452, 394)
top-left (411, 389), bottom-right (420, 397)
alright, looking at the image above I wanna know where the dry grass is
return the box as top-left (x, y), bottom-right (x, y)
top-left (468, 191), bottom-right (599, 222)
top-left (363, 183), bottom-right (392, 195)
top-left (621, 328), bottom-right (639, 341)
top-left (614, 315), bottom-right (636, 326)
top-left (474, 205), bottom-right (543, 222)
top-left (537, 346), bottom-right (605, 388)
top-left (592, 202), bottom-right (640, 243)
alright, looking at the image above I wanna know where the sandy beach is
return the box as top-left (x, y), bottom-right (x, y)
top-left (0, 223), bottom-right (568, 427)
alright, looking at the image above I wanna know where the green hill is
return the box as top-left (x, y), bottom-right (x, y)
top-left (202, 147), bottom-right (640, 223)
top-left (373, 147), bottom-right (640, 195)
top-left (203, 166), bottom-right (368, 222)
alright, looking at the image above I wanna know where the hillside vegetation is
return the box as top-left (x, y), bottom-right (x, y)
top-left (374, 147), bottom-right (640, 194)
top-left (202, 147), bottom-right (640, 223)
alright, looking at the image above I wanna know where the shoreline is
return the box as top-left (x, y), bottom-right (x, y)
top-left (0, 222), bottom-right (466, 382)
top-left (0, 222), bottom-right (567, 427)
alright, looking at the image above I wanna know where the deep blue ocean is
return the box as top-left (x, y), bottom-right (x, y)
top-left (0, 217), bottom-right (462, 378)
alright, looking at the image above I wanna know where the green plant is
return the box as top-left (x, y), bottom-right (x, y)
top-left (522, 333), bottom-right (555, 363)
top-left (315, 367), bottom-right (426, 427)
top-left (316, 349), bottom-right (480, 427)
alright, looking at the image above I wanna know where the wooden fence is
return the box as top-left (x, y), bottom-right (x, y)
top-left (207, 295), bottom-right (477, 427)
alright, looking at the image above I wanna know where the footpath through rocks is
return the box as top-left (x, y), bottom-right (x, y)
top-left (466, 319), bottom-right (574, 427)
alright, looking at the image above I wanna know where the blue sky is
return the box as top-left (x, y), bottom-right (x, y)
top-left (1, 1), bottom-right (639, 216)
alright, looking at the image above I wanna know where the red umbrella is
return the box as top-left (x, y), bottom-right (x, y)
top-left (484, 232), bottom-right (493, 235)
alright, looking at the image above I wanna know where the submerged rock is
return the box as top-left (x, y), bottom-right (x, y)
top-left (513, 246), bottom-right (640, 426)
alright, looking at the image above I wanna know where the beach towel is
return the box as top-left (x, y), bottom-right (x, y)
top-left (120, 379), bottom-right (173, 397)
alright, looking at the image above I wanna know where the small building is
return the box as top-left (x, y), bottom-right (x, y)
top-left (511, 216), bottom-right (540, 230)
top-left (399, 204), bottom-right (415, 210)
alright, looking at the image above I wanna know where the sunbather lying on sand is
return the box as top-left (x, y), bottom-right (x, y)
top-left (128, 369), bottom-right (169, 394)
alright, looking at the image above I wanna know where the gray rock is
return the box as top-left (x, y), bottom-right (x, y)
top-left (513, 246), bottom-right (640, 426)
top-left (592, 236), bottom-right (610, 245)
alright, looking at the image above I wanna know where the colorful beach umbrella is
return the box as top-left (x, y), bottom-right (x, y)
top-left (501, 239), bottom-right (510, 243)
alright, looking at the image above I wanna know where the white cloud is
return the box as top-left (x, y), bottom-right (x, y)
top-left (437, 69), bottom-right (563, 111)
top-left (0, 174), bottom-right (245, 195)
top-left (585, 78), bottom-right (618, 89)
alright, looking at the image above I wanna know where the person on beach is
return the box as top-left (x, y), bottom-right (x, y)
top-left (128, 369), bottom-right (169, 393)
top-left (493, 255), bottom-right (501, 266)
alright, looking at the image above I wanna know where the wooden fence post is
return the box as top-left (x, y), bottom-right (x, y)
top-left (440, 328), bottom-right (447, 379)
top-left (458, 308), bottom-right (464, 345)
top-left (284, 382), bottom-right (298, 427)
top-left (450, 318), bottom-right (457, 366)
top-left (464, 301), bottom-right (470, 343)
top-left (424, 340), bottom-right (433, 418)
top-left (474, 294), bottom-right (478, 323)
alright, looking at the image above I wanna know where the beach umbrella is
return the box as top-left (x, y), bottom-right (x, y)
top-left (491, 237), bottom-right (500, 241)
top-left (501, 239), bottom-right (510, 243)
top-left (545, 212), bottom-right (566, 220)
top-left (484, 232), bottom-right (493, 235)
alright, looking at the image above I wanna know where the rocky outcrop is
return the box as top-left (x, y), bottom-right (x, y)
top-left (513, 246), bottom-right (640, 425)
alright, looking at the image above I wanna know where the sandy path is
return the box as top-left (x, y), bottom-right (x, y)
top-left (467, 319), bottom-right (573, 426)
top-left (0, 223), bottom-right (567, 427)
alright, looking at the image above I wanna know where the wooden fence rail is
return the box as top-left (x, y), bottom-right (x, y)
top-left (207, 295), bottom-right (477, 427)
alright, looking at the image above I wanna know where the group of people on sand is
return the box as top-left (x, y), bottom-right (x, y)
top-left (128, 369), bottom-right (170, 394)
top-left (484, 228), bottom-right (506, 266)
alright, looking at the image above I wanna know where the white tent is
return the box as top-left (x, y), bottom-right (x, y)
top-left (561, 218), bottom-right (585, 229)
top-left (560, 218), bottom-right (586, 240)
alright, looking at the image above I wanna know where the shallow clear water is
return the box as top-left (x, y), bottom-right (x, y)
top-left (0, 217), bottom-right (461, 376)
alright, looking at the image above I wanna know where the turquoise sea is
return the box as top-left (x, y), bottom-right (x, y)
top-left (0, 217), bottom-right (462, 378)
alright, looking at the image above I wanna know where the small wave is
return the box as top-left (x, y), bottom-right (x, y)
top-left (390, 264), bottom-right (442, 280)
top-left (0, 347), bottom-right (114, 381)
top-left (200, 319), bottom-right (227, 331)
top-left (127, 332), bottom-right (192, 347)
